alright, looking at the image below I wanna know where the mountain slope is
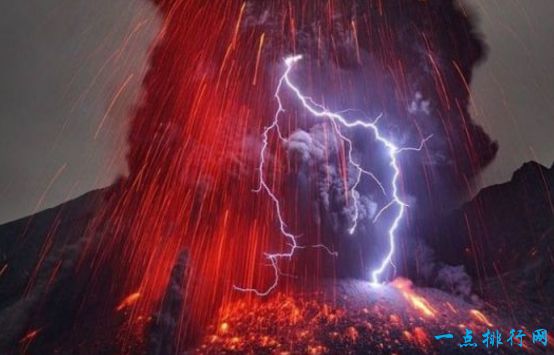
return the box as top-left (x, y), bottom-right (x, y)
top-left (425, 161), bottom-right (554, 304)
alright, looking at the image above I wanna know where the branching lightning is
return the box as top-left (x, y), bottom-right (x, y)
top-left (235, 55), bottom-right (431, 295)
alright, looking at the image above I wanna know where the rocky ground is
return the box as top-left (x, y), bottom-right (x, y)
top-left (195, 279), bottom-right (553, 354)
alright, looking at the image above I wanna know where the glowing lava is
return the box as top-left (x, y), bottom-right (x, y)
top-left (469, 309), bottom-right (493, 327)
top-left (198, 279), bottom-right (522, 354)
top-left (391, 278), bottom-right (436, 318)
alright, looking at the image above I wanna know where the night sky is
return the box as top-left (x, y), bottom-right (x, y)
top-left (464, 0), bottom-right (554, 188)
top-left (0, 0), bottom-right (158, 223)
top-left (0, 0), bottom-right (553, 223)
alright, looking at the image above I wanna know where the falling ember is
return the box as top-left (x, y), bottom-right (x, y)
top-left (116, 292), bottom-right (141, 311)
top-left (218, 322), bottom-right (229, 334)
top-left (445, 302), bottom-right (458, 314)
top-left (469, 309), bottom-right (493, 327)
top-left (252, 33), bottom-right (265, 86)
top-left (345, 326), bottom-right (359, 342)
top-left (0, 264), bottom-right (7, 279)
top-left (391, 278), bottom-right (436, 318)
top-left (412, 327), bottom-right (431, 348)
top-left (19, 329), bottom-right (40, 344)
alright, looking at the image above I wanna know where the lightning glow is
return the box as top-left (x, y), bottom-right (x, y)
top-left (235, 55), bottom-right (431, 295)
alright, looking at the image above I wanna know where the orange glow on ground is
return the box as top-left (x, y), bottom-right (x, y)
top-left (391, 278), bottom-right (436, 318)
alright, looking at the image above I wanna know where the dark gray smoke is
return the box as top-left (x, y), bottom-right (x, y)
top-left (148, 251), bottom-right (188, 355)
top-left (285, 124), bottom-right (377, 236)
top-left (413, 244), bottom-right (475, 299)
top-left (242, 0), bottom-right (498, 280)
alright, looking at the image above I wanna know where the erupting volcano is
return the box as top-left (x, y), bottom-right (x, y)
top-left (0, 1), bottom-right (553, 354)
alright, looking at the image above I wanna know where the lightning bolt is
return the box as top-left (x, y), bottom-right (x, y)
top-left (235, 55), bottom-right (431, 295)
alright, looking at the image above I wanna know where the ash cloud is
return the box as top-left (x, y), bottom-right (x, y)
top-left (285, 124), bottom-right (378, 239)
top-left (149, 251), bottom-right (188, 355)
top-left (241, 0), bottom-right (498, 280)
top-left (243, 0), bottom-right (497, 211)
top-left (412, 244), bottom-right (475, 300)
top-left (129, 0), bottom-right (499, 288)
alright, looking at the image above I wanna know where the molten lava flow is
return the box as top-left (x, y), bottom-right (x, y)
top-left (469, 309), bottom-right (493, 327)
top-left (391, 278), bottom-right (436, 318)
top-left (412, 327), bottom-right (431, 348)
